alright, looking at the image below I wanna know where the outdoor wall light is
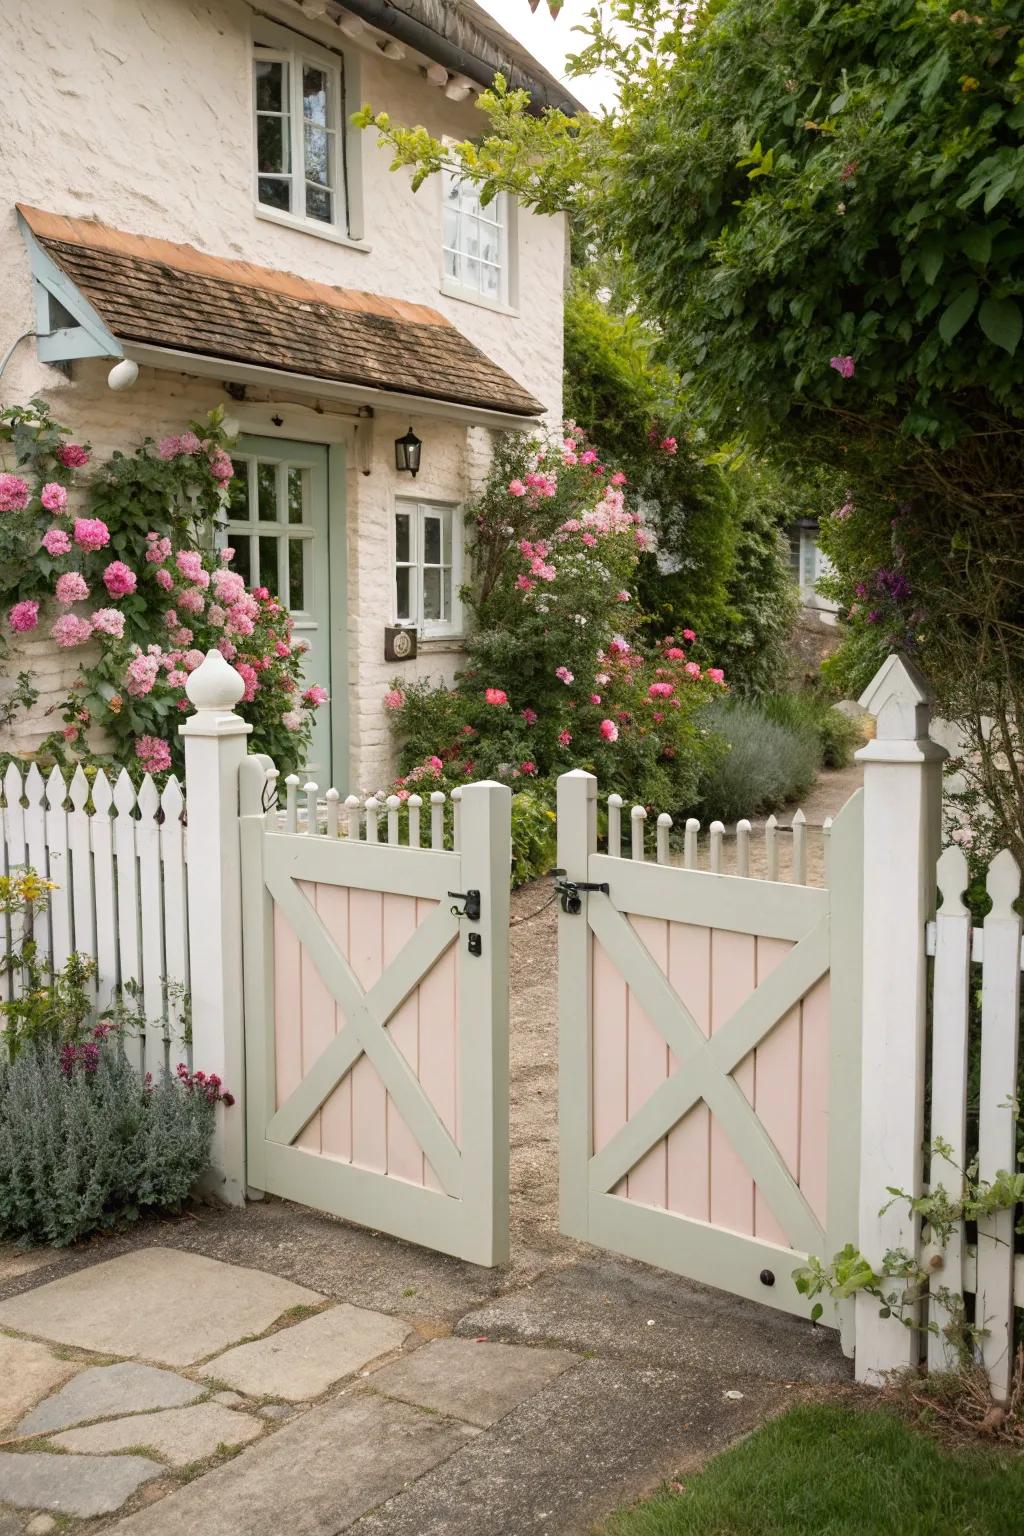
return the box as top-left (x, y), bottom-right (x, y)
top-left (394, 426), bottom-right (422, 478)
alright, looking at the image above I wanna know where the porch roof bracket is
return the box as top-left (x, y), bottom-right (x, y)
top-left (17, 213), bottom-right (124, 366)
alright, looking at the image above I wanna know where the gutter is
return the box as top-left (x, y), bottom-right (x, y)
top-left (337, 0), bottom-right (581, 115)
top-left (123, 342), bottom-right (545, 431)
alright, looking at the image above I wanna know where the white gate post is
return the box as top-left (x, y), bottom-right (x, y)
top-left (855, 654), bottom-right (946, 1382)
top-left (179, 650), bottom-right (253, 1206)
top-left (557, 769), bottom-right (597, 1240)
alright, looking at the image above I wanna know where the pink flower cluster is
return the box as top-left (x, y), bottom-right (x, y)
top-left (0, 473), bottom-right (30, 512)
top-left (74, 517), bottom-right (110, 551)
top-left (136, 735), bottom-right (172, 774)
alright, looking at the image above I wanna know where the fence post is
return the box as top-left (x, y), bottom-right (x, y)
top-left (854, 654), bottom-right (946, 1383)
top-left (557, 770), bottom-right (597, 1240)
top-left (179, 649), bottom-right (252, 1206)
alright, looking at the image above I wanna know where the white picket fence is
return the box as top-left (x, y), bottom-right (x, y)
top-left (923, 844), bottom-right (1023, 1399)
top-left (278, 772), bottom-right (464, 850)
top-left (602, 795), bottom-right (819, 883)
top-left (1, 760), bottom-right (191, 1076)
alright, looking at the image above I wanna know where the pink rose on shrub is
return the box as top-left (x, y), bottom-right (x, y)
top-left (103, 560), bottom-right (137, 597)
top-left (829, 355), bottom-right (856, 379)
top-left (590, 694), bottom-right (601, 705)
top-left (8, 599), bottom-right (39, 633)
top-left (705, 667), bottom-right (726, 684)
top-left (648, 682), bottom-right (674, 700)
top-left (176, 550), bottom-right (205, 582)
top-left (91, 607), bottom-right (125, 638)
top-left (281, 708), bottom-right (303, 731)
top-left (599, 718), bottom-right (619, 743)
top-left (213, 569), bottom-right (245, 605)
top-left (220, 547), bottom-right (235, 564)
top-left (178, 431), bottom-right (202, 455)
top-left (555, 666), bottom-right (574, 684)
top-left (610, 471), bottom-right (627, 486)
top-left (40, 482), bottom-right (68, 513)
top-left (0, 473), bottom-right (31, 511)
top-left (485, 688), bottom-right (508, 706)
top-left (515, 575), bottom-right (534, 592)
top-left (156, 436), bottom-right (181, 459)
top-left (508, 479), bottom-right (526, 497)
top-left (217, 637), bottom-right (237, 660)
top-left (51, 613), bottom-right (93, 647)
top-left (208, 449), bottom-right (234, 482)
top-left (177, 587), bottom-right (204, 615)
top-left (236, 662), bottom-right (259, 702)
top-left (521, 707), bottom-right (538, 725)
top-left (41, 527), bottom-right (71, 556)
top-left (660, 436), bottom-right (678, 455)
top-left (303, 685), bottom-right (329, 707)
top-left (182, 649), bottom-right (204, 671)
top-left (136, 735), bottom-right (172, 774)
top-left (56, 442), bottom-right (89, 468)
top-left (682, 628), bottom-right (696, 642)
top-left (520, 761), bottom-right (537, 775)
top-left (145, 533), bottom-right (171, 563)
top-left (126, 653), bottom-right (159, 696)
top-left (558, 730), bottom-right (572, 747)
top-left (154, 567), bottom-right (173, 590)
top-left (166, 668), bottom-right (188, 687)
top-left (684, 661), bottom-right (701, 679)
top-left (664, 646), bottom-right (685, 660)
top-left (73, 517), bottom-right (110, 551)
top-left (55, 571), bottom-right (89, 605)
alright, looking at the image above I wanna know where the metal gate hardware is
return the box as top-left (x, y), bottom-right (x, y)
top-left (447, 889), bottom-right (481, 922)
top-left (549, 869), bottom-right (610, 916)
top-left (467, 932), bottom-right (483, 957)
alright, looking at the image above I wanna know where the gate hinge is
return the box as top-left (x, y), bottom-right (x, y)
top-left (549, 869), bottom-right (609, 916)
top-left (447, 889), bottom-right (481, 922)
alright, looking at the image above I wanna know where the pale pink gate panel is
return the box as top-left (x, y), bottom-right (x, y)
top-left (557, 770), bottom-right (864, 1331)
top-left (241, 772), bottom-right (510, 1267)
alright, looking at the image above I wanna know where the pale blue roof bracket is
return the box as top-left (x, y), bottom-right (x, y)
top-left (17, 211), bottom-right (123, 365)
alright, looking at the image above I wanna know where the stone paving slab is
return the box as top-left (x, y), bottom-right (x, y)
top-left (52, 1402), bottom-right (264, 1466)
top-left (106, 1390), bottom-right (477, 1535)
top-left (17, 1362), bottom-right (203, 1437)
top-left (0, 1248), bottom-right (322, 1367)
top-left (351, 1358), bottom-right (788, 1536)
top-left (0, 1335), bottom-right (80, 1434)
top-left (369, 1337), bottom-right (575, 1428)
top-left (0, 1450), bottom-right (163, 1517)
top-left (208, 1303), bottom-right (412, 1400)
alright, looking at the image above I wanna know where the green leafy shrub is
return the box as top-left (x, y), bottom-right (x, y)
top-left (0, 1040), bottom-right (227, 1246)
top-left (510, 788), bottom-right (558, 886)
top-left (697, 698), bottom-right (820, 823)
top-left (760, 691), bottom-right (861, 771)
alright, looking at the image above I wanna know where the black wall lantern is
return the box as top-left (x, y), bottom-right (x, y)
top-left (394, 426), bottom-right (422, 478)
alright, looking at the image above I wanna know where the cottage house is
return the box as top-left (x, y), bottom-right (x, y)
top-left (0, 0), bottom-right (574, 790)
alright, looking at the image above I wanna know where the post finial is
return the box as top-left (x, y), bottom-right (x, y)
top-left (185, 649), bottom-right (246, 713)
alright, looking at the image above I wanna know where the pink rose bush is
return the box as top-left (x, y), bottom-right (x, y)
top-left (385, 427), bottom-right (725, 814)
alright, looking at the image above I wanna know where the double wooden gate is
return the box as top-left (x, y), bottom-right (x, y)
top-left (555, 770), bottom-right (863, 1339)
top-left (241, 769), bottom-right (510, 1267)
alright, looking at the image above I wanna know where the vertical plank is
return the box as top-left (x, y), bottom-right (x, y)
top-left (791, 809), bottom-right (807, 885)
top-left (386, 795), bottom-right (401, 846)
top-left (607, 794), bottom-right (623, 857)
top-left (316, 881), bottom-right (353, 1161)
top-left (430, 791), bottom-right (445, 850)
top-left (90, 771), bottom-right (119, 1023)
top-left (656, 814), bottom-right (672, 866)
top-left (666, 920), bottom-right (711, 1220)
top-left (798, 975), bottom-right (831, 1232)
top-left (709, 821), bottom-right (724, 874)
top-left (22, 765), bottom-right (50, 963)
top-left (683, 818), bottom-right (699, 869)
top-left (927, 846), bottom-right (972, 1371)
top-left (273, 902), bottom-right (303, 1113)
top-left (325, 787), bottom-right (340, 838)
top-left (134, 776), bottom-right (166, 1075)
top-left (826, 787), bottom-right (864, 1358)
top-left (67, 766), bottom-right (95, 983)
top-left (752, 936), bottom-right (799, 1246)
top-left (295, 881), bottom-right (334, 1152)
top-left (558, 771), bottom-right (597, 1238)
top-left (44, 767), bottom-right (72, 976)
top-left (976, 850), bottom-right (1022, 1402)
top-left (344, 794), bottom-right (361, 841)
top-left (417, 911), bottom-right (458, 1191)
top-left (630, 805), bottom-right (646, 862)
top-left (625, 915), bottom-right (669, 1208)
top-left (407, 794), bottom-right (422, 849)
top-left (112, 770), bottom-right (142, 1058)
top-left (348, 885), bottom-right (387, 1171)
top-left (736, 820), bottom-right (751, 878)
top-left (709, 928), bottom-right (756, 1235)
top-left (160, 777), bottom-right (189, 1067)
top-left (765, 815), bottom-right (778, 882)
top-left (383, 892), bottom-right (423, 1184)
top-left (3, 764), bottom-right (27, 1000)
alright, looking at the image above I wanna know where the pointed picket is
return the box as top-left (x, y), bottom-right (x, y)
top-left (113, 768), bottom-right (142, 1045)
top-left (2, 763), bottom-right (26, 1002)
top-left (160, 776), bottom-right (189, 1065)
top-left (23, 763), bottom-right (51, 963)
top-left (136, 774), bottom-right (166, 1077)
top-left (90, 770), bottom-right (120, 1022)
top-left (791, 809), bottom-right (807, 885)
top-left (44, 766), bottom-right (72, 970)
top-left (67, 765), bottom-right (95, 967)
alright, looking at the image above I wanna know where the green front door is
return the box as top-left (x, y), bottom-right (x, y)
top-left (226, 438), bottom-right (333, 786)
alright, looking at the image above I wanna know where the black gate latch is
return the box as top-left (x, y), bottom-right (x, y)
top-left (549, 869), bottom-right (610, 915)
top-left (447, 889), bottom-right (481, 922)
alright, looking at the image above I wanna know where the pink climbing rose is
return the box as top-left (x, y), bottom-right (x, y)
top-left (56, 442), bottom-right (89, 468)
top-left (599, 718), bottom-right (619, 743)
top-left (73, 517), bottom-right (110, 551)
top-left (55, 572), bottom-right (90, 606)
top-left (521, 708), bottom-right (538, 725)
top-left (558, 730), bottom-right (572, 747)
top-left (51, 613), bottom-right (93, 647)
top-left (103, 560), bottom-right (137, 597)
top-left (40, 482), bottom-right (68, 513)
top-left (682, 628), bottom-right (696, 642)
top-left (8, 599), bottom-right (39, 633)
top-left (0, 474), bottom-right (30, 512)
top-left (485, 688), bottom-right (508, 706)
top-left (660, 436), bottom-right (678, 455)
top-left (508, 479), bottom-right (527, 497)
top-left (41, 527), bottom-right (71, 556)
top-left (136, 735), bottom-right (172, 774)
top-left (555, 666), bottom-right (574, 685)
top-left (705, 667), bottom-right (726, 684)
top-left (303, 685), bottom-right (329, 707)
top-left (208, 449), bottom-right (234, 482)
top-left (91, 607), bottom-right (126, 638)
top-left (830, 355), bottom-right (856, 379)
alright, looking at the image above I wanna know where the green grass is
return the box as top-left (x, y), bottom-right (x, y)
top-left (600, 1405), bottom-right (1023, 1536)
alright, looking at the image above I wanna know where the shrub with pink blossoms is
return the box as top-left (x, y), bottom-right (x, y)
top-left (73, 517), bottom-right (110, 552)
top-left (8, 600), bottom-right (39, 634)
top-left (136, 735), bottom-right (172, 774)
top-left (51, 613), bottom-right (93, 648)
top-left (0, 473), bottom-right (31, 512)
top-left (55, 572), bottom-right (90, 606)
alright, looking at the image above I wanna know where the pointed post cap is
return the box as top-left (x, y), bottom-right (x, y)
top-left (179, 649), bottom-right (252, 740)
top-left (858, 653), bottom-right (934, 742)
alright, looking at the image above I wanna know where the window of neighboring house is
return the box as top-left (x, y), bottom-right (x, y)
top-left (441, 169), bottom-right (512, 306)
top-left (253, 20), bottom-right (346, 233)
top-left (394, 500), bottom-right (463, 637)
top-left (802, 530), bottom-right (819, 590)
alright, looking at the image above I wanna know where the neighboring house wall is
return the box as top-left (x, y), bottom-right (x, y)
top-left (788, 521), bottom-right (839, 623)
top-left (0, 0), bottom-right (566, 790)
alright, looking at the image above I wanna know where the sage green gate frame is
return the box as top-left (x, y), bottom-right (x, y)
top-left (241, 767), bottom-right (511, 1267)
top-left (557, 770), bottom-right (863, 1337)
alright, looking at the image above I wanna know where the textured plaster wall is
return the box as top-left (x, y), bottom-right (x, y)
top-left (0, 0), bottom-right (565, 786)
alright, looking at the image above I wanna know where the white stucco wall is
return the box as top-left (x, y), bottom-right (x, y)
top-left (0, 0), bottom-right (566, 788)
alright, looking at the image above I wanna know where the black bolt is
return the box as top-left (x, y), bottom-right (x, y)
top-left (759, 1269), bottom-right (775, 1287)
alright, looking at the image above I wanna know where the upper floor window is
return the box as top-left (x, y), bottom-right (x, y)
top-left (394, 500), bottom-right (463, 637)
top-left (442, 170), bottom-right (512, 307)
top-left (253, 20), bottom-right (346, 233)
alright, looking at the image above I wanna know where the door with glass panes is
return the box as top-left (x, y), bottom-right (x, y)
top-left (225, 439), bottom-right (332, 785)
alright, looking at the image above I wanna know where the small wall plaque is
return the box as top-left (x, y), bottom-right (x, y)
top-left (384, 626), bottom-right (417, 662)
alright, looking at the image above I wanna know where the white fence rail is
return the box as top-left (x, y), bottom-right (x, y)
top-left (1, 760), bottom-right (191, 1077)
top-left (603, 794), bottom-right (818, 885)
top-left (279, 773), bottom-right (464, 850)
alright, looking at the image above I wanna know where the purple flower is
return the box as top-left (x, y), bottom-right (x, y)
top-left (830, 355), bottom-right (856, 379)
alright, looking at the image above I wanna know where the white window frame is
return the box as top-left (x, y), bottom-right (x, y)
top-left (251, 18), bottom-right (355, 241)
top-left (440, 166), bottom-right (517, 312)
top-left (393, 498), bottom-right (464, 639)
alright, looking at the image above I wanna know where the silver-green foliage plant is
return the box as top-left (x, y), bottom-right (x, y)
top-left (0, 1039), bottom-right (218, 1246)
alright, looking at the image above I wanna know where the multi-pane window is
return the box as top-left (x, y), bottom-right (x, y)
top-left (226, 455), bottom-right (314, 615)
top-left (442, 170), bottom-right (509, 304)
top-left (394, 501), bottom-right (462, 635)
top-left (253, 22), bottom-right (343, 229)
